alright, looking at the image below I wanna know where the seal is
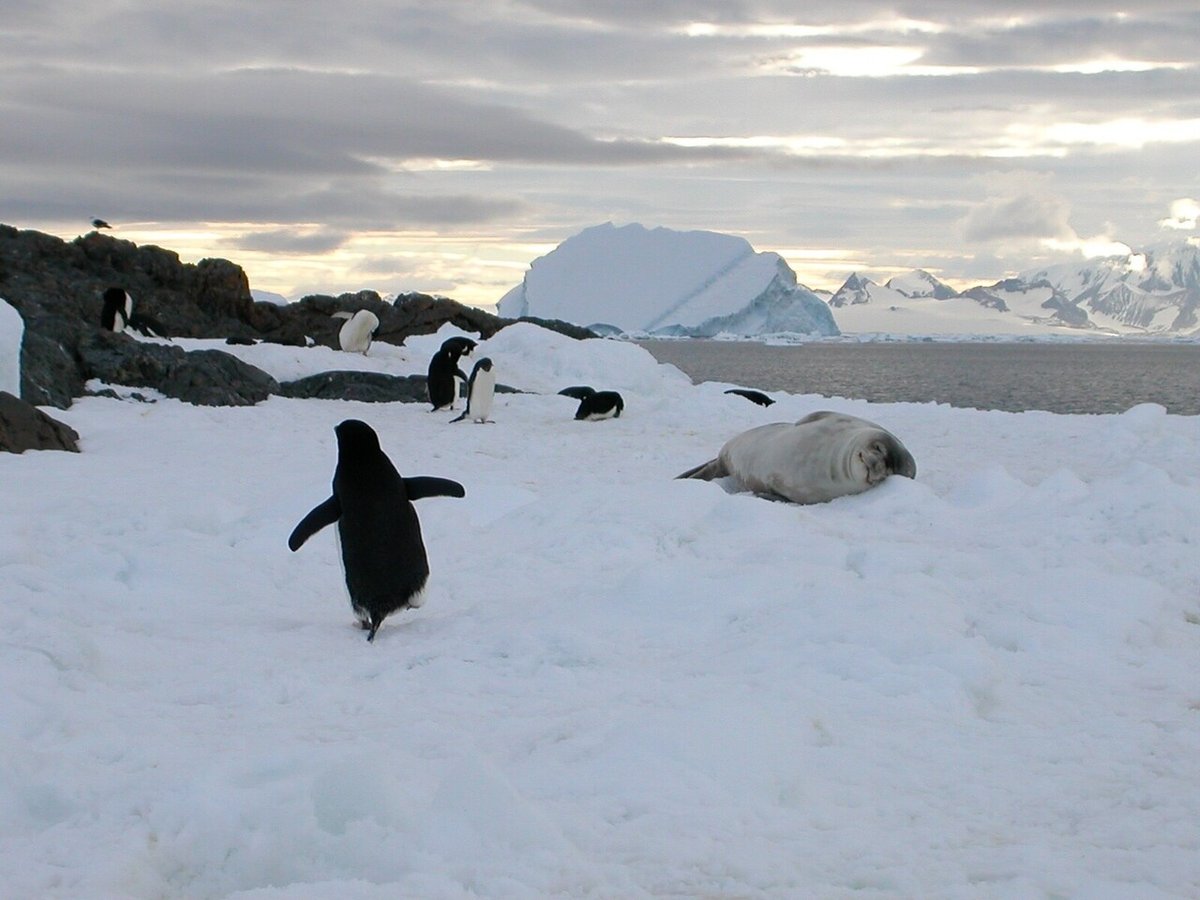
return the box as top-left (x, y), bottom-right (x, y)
top-left (427, 337), bottom-right (477, 411)
top-left (724, 388), bottom-right (775, 407)
top-left (333, 309), bottom-right (380, 354)
top-left (452, 357), bottom-right (496, 423)
top-left (677, 411), bottom-right (916, 504)
top-left (288, 419), bottom-right (466, 641)
top-left (574, 389), bottom-right (624, 421)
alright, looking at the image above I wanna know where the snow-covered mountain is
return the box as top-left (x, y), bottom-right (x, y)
top-left (886, 269), bottom-right (959, 300)
top-left (826, 272), bottom-right (1037, 336)
top-left (830, 242), bottom-right (1200, 336)
top-left (1015, 242), bottom-right (1200, 332)
top-left (497, 223), bottom-right (839, 338)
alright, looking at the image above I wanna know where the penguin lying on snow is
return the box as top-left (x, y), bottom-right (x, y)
top-left (288, 419), bottom-right (465, 641)
top-left (725, 388), bottom-right (775, 407)
top-left (101, 287), bottom-right (169, 338)
top-left (427, 336), bottom-right (477, 411)
top-left (570, 387), bottom-right (624, 421)
top-left (452, 357), bottom-right (496, 423)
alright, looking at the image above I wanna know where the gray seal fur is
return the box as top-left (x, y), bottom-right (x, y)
top-left (677, 411), bottom-right (916, 504)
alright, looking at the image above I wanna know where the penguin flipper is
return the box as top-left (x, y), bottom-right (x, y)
top-left (404, 477), bottom-right (466, 500)
top-left (288, 496), bottom-right (341, 550)
top-left (676, 458), bottom-right (727, 481)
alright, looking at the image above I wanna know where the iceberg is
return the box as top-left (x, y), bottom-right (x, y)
top-left (497, 223), bottom-right (839, 338)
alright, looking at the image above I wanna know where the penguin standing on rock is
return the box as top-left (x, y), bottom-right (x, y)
top-left (287, 419), bottom-right (465, 642)
top-left (452, 357), bottom-right (496, 423)
top-left (427, 336), bottom-right (477, 411)
top-left (100, 287), bottom-right (169, 338)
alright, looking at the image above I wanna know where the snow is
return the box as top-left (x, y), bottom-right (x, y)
top-left (3, 324), bottom-right (1200, 898)
top-left (827, 293), bottom-right (1082, 338)
top-left (1, 297), bottom-right (22, 396)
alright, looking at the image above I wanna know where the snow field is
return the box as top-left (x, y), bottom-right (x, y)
top-left (1, 325), bottom-right (1198, 898)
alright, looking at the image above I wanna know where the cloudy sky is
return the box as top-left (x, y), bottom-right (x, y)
top-left (3, 1), bottom-right (1199, 307)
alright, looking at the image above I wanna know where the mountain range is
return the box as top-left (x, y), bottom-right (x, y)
top-left (828, 242), bottom-right (1200, 336)
top-left (500, 224), bottom-right (1200, 338)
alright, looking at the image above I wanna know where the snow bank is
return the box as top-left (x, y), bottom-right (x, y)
top-left (2, 325), bottom-right (1198, 898)
top-left (0, 297), bottom-right (22, 396)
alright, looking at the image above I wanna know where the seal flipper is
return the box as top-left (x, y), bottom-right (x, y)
top-left (288, 496), bottom-right (342, 550)
top-left (676, 458), bottom-right (728, 481)
top-left (403, 477), bottom-right (466, 500)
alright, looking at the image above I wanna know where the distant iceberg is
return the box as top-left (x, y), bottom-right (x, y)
top-left (497, 223), bottom-right (839, 338)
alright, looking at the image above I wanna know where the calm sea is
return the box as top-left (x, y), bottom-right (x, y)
top-left (638, 339), bottom-right (1200, 415)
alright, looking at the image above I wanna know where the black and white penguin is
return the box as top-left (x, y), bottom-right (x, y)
top-left (332, 309), bottom-right (380, 354)
top-left (557, 385), bottom-right (595, 400)
top-left (287, 419), bottom-right (466, 642)
top-left (574, 389), bottom-right (624, 421)
top-left (100, 287), bottom-right (133, 333)
top-left (427, 336), bottom-right (477, 411)
top-left (451, 357), bottom-right (496, 423)
top-left (724, 388), bottom-right (775, 407)
top-left (100, 287), bottom-right (169, 338)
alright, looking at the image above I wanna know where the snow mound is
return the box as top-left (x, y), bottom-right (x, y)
top-left (0, 297), bottom-right (22, 397)
top-left (498, 223), bottom-right (838, 338)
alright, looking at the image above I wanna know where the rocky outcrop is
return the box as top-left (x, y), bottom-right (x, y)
top-left (280, 370), bottom-right (524, 404)
top-left (0, 224), bottom-right (596, 409)
top-left (280, 371), bottom-right (431, 404)
top-left (0, 391), bottom-right (80, 453)
top-left (78, 331), bottom-right (280, 406)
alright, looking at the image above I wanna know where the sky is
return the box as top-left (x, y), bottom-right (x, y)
top-left (3, 1), bottom-right (1200, 307)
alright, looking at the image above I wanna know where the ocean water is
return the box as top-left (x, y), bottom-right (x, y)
top-left (639, 339), bottom-right (1200, 415)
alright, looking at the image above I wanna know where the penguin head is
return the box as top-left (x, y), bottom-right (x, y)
top-left (334, 419), bottom-right (381, 454)
top-left (440, 336), bottom-right (477, 359)
top-left (474, 357), bottom-right (493, 373)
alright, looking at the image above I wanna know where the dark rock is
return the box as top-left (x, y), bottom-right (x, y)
top-left (20, 323), bottom-right (86, 409)
top-left (280, 371), bottom-right (431, 403)
top-left (0, 391), bottom-right (80, 453)
top-left (280, 370), bottom-right (525, 404)
top-left (78, 331), bottom-right (279, 406)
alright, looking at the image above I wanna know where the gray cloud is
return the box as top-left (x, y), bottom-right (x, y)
top-left (224, 229), bottom-right (351, 255)
top-left (3, 0), bottom-right (1199, 299)
top-left (960, 193), bottom-right (1074, 244)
